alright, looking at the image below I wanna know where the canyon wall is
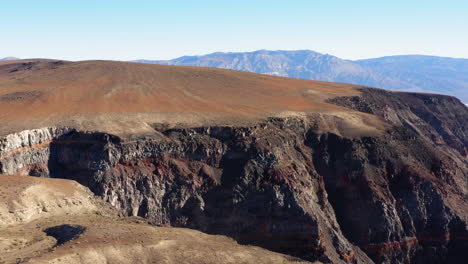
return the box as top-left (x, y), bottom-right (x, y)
top-left (0, 90), bottom-right (466, 263)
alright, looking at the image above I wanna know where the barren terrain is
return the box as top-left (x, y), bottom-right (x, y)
top-left (0, 60), bottom-right (383, 137)
top-left (0, 60), bottom-right (466, 263)
top-left (0, 175), bottom-right (310, 264)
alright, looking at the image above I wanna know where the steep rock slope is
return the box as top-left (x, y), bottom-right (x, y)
top-left (0, 60), bottom-right (466, 263)
top-left (0, 175), bottom-right (308, 264)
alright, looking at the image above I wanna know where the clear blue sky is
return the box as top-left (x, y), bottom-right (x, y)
top-left (1, 0), bottom-right (467, 60)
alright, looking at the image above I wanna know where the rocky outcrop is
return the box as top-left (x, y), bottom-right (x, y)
top-left (329, 88), bottom-right (467, 155)
top-left (0, 92), bottom-right (467, 263)
top-left (0, 175), bottom-right (99, 227)
top-left (44, 121), bottom-right (367, 263)
top-left (309, 130), bottom-right (466, 263)
top-left (0, 127), bottom-right (72, 176)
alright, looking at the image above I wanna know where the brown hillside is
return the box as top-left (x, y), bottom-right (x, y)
top-left (0, 60), bottom-right (381, 136)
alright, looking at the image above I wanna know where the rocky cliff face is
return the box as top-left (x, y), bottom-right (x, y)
top-left (0, 127), bottom-right (73, 176)
top-left (0, 90), bottom-right (466, 263)
top-left (329, 88), bottom-right (467, 155)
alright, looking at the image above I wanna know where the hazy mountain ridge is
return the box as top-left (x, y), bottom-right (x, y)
top-left (0, 57), bottom-right (19, 61)
top-left (355, 55), bottom-right (468, 97)
top-left (135, 50), bottom-right (468, 102)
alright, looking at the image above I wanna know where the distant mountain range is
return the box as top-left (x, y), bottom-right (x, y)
top-left (0, 57), bottom-right (19, 61)
top-left (134, 50), bottom-right (468, 102)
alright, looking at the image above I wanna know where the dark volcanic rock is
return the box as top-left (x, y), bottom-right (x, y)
top-left (329, 88), bottom-right (467, 155)
top-left (309, 130), bottom-right (466, 263)
top-left (0, 91), bottom-right (467, 263)
top-left (43, 121), bottom-right (364, 263)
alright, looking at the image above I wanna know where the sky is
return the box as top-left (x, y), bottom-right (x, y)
top-left (1, 0), bottom-right (467, 61)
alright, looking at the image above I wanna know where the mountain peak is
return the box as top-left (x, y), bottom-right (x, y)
top-left (0, 57), bottom-right (19, 61)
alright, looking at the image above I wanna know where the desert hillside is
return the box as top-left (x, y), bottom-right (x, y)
top-left (0, 60), bottom-right (466, 264)
top-left (0, 59), bottom-right (384, 136)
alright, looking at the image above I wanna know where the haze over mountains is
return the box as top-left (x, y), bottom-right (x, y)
top-left (135, 50), bottom-right (468, 102)
top-left (0, 57), bottom-right (19, 61)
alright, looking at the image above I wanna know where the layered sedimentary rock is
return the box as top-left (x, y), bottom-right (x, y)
top-left (0, 127), bottom-right (72, 176)
top-left (0, 175), bottom-right (304, 264)
top-left (0, 60), bottom-right (466, 263)
top-left (1, 91), bottom-right (466, 263)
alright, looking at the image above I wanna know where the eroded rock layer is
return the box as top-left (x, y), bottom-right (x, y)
top-left (0, 61), bottom-right (466, 263)
top-left (1, 89), bottom-right (466, 263)
top-left (0, 175), bottom-right (305, 264)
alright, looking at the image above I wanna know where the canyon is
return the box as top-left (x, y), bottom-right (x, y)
top-left (0, 60), bottom-right (466, 263)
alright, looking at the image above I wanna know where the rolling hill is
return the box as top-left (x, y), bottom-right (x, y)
top-left (0, 59), bottom-right (375, 136)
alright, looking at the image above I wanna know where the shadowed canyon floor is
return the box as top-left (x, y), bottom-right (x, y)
top-left (0, 60), bottom-right (466, 263)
